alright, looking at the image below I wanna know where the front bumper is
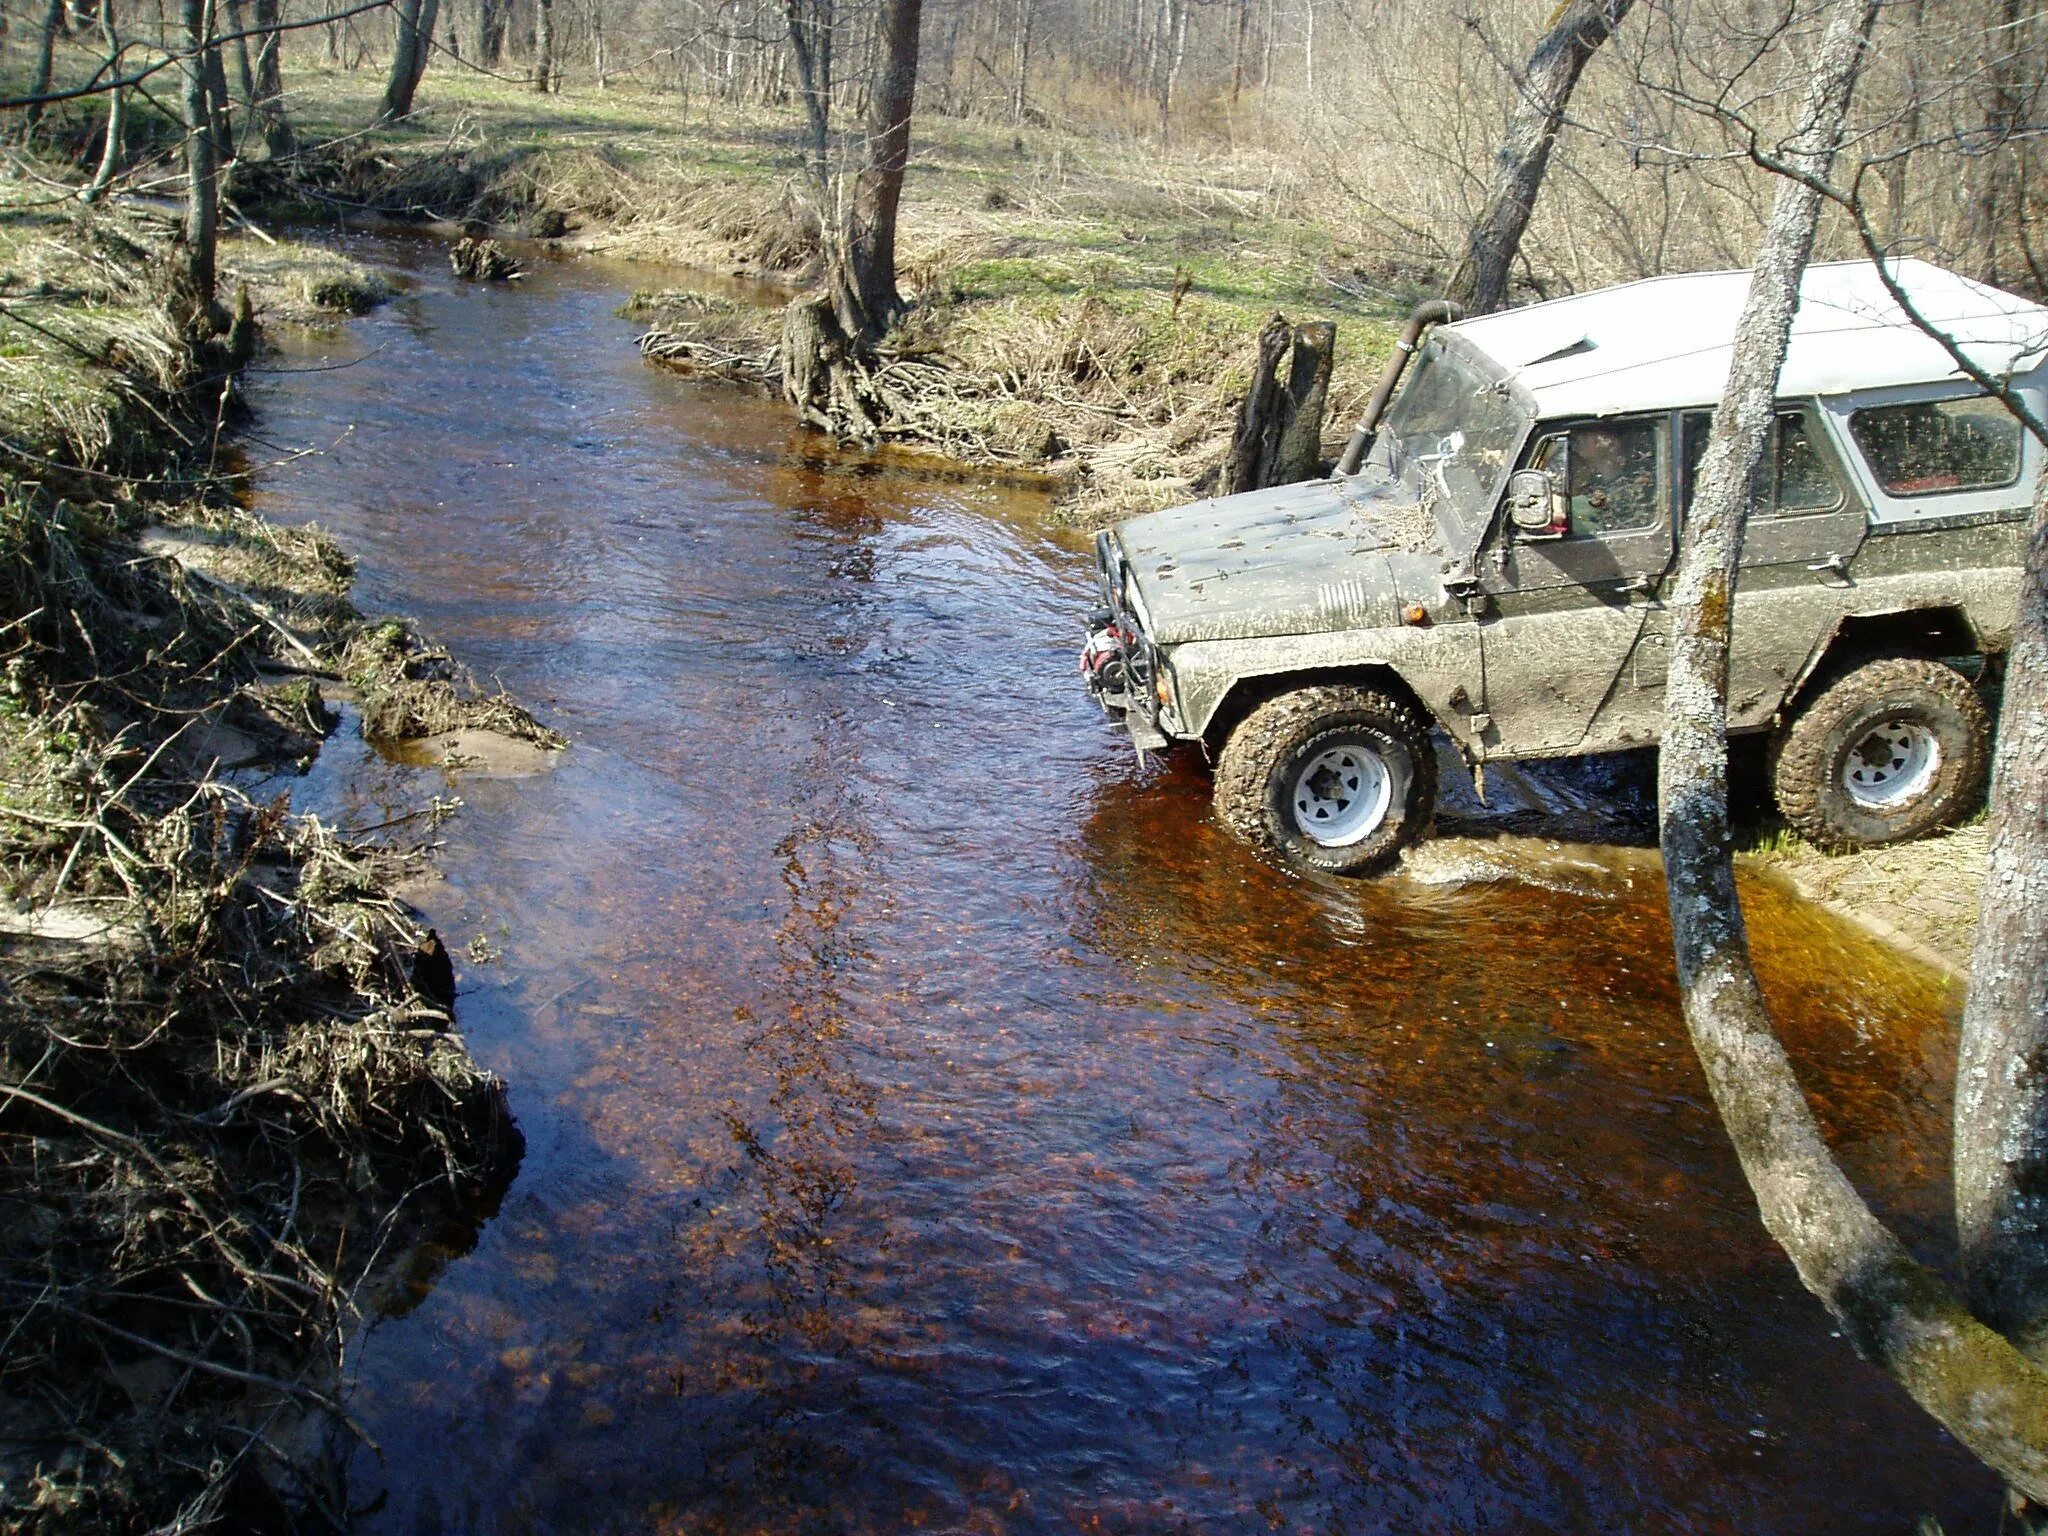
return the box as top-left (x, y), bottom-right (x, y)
top-left (1081, 531), bottom-right (1171, 753)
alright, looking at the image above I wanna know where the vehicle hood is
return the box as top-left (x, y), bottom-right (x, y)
top-left (1111, 474), bottom-right (1455, 644)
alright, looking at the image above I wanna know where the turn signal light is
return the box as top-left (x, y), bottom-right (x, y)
top-left (1403, 604), bottom-right (1431, 626)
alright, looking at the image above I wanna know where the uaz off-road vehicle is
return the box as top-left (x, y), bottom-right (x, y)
top-left (1081, 260), bottom-right (2047, 875)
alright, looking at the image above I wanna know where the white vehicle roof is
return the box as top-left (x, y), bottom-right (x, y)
top-left (1445, 259), bottom-right (2048, 420)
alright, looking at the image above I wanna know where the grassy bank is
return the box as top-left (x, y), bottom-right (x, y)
top-left (0, 159), bottom-right (557, 1529)
top-left (1742, 824), bottom-right (1988, 977)
top-left (230, 66), bottom-right (1410, 525)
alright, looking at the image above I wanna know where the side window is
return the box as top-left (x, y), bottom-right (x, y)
top-left (1682, 411), bottom-right (1711, 508)
top-left (1776, 413), bottom-right (1844, 512)
top-left (1680, 409), bottom-right (1845, 515)
top-left (1541, 419), bottom-right (1662, 537)
top-left (1848, 396), bottom-right (2022, 496)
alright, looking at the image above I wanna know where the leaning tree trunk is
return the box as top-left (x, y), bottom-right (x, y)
top-left (1658, 0), bottom-right (2048, 1498)
top-left (1956, 471), bottom-right (2048, 1361)
top-left (376, 0), bottom-right (440, 123)
top-left (79, 0), bottom-right (125, 201)
top-left (1449, 0), bottom-right (1635, 316)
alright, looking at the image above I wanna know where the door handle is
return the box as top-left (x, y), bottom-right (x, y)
top-left (1617, 575), bottom-right (1658, 605)
top-left (1806, 554), bottom-right (1852, 586)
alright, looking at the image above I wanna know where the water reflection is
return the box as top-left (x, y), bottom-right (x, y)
top-left (245, 234), bottom-right (1994, 1534)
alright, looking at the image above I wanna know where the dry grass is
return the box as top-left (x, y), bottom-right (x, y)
top-left (247, 70), bottom-right (1407, 525)
top-left (629, 198), bottom-right (1397, 525)
top-left (222, 235), bottom-right (397, 323)
top-left (0, 197), bottom-right (191, 481)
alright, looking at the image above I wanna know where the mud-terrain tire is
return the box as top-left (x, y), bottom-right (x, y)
top-left (1213, 685), bottom-right (1437, 876)
top-left (1770, 655), bottom-right (1991, 849)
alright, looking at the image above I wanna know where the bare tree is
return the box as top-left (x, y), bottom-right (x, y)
top-left (1659, 0), bottom-right (2048, 1502)
top-left (202, 6), bottom-right (234, 149)
top-left (837, 0), bottom-right (921, 332)
top-left (376, 0), bottom-right (442, 122)
top-left (785, 0), bottom-right (834, 193)
top-left (477, 0), bottom-right (507, 62)
top-left (172, 0), bottom-right (226, 335)
top-left (1956, 445), bottom-right (2048, 1366)
top-left (1448, 0), bottom-right (1636, 315)
top-left (249, 0), bottom-right (294, 156)
top-left (533, 0), bottom-right (554, 92)
top-left (78, 0), bottom-right (125, 200)
top-left (780, 0), bottom-right (925, 436)
top-left (22, 0), bottom-right (66, 135)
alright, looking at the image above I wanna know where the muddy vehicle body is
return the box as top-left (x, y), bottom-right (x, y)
top-left (1082, 260), bottom-right (2048, 874)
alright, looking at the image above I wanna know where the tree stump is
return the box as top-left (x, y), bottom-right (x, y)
top-left (1222, 314), bottom-right (1337, 494)
top-left (779, 288), bottom-right (886, 440)
top-left (450, 237), bottom-right (519, 281)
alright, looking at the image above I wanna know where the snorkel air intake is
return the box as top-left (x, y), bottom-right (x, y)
top-left (1334, 300), bottom-right (1465, 476)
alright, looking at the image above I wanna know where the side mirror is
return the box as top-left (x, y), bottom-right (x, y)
top-left (1506, 468), bottom-right (1568, 540)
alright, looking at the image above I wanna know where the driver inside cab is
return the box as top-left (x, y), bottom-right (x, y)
top-left (1565, 422), bottom-right (1661, 535)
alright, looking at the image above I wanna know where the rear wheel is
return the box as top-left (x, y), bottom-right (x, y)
top-left (1213, 685), bottom-right (1437, 875)
top-left (1770, 655), bottom-right (1991, 849)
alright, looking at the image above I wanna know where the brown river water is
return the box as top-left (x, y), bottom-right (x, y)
top-left (245, 233), bottom-right (1995, 1534)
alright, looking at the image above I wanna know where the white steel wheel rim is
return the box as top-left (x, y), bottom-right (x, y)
top-left (1842, 720), bottom-right (1941, 808)
top-left (1288, 742), bottom-right (1394, 847)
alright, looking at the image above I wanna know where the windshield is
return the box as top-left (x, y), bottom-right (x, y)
top-left (1380, 339), bottom-right (1529, 545)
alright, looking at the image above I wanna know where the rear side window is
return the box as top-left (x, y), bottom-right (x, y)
top-left (1775, 415), bottom-right (1843, 511)
top-left (1848, 397), bottom-right (2022, 497)
top-left (1680, 410), bottom-right (1844, 515)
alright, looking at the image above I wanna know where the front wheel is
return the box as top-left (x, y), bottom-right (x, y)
top-left (1770, 655), bottom-right (1991, 849)
top-left (1213, 685), bottom-right (1437, 876)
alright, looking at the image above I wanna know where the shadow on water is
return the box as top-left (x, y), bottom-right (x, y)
top-left (246, 235), bottom-right (1993, 1534)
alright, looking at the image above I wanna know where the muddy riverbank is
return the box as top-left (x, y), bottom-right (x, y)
top-left (221, 71), bottom-right (1407, 530)
top-left (0, 195), bottom-right (547, 1528)
top-left (232, 232), bottom-right (2001, 1533)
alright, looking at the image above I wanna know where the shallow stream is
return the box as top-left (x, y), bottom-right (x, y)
top-left (247, 234), bottom-right (1992, 1534)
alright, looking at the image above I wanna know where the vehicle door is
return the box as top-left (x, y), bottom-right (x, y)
top-left (1475, 415), bottom-right (1675, 755)
top-left (1655, 408), bottom-right (1869, 732)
